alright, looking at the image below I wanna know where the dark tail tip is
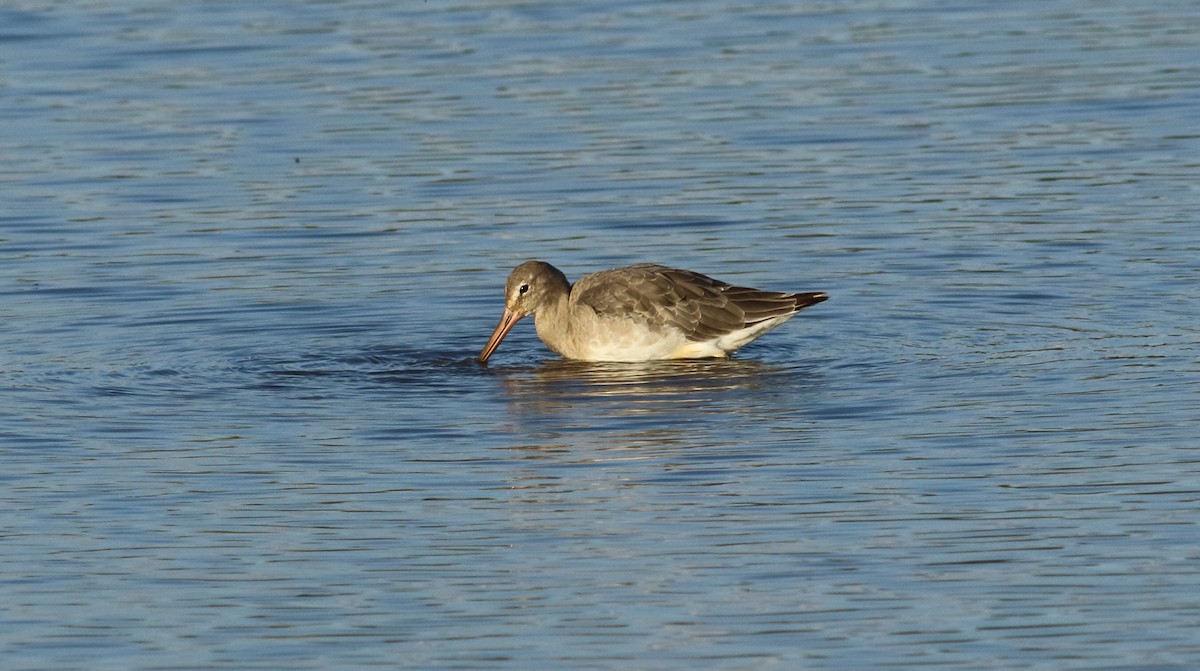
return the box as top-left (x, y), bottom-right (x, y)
top-left (794, 291), bottom-right (828, 310)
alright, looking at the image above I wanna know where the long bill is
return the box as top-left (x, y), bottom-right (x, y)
top-left (477, 308), bottom-right (523, 363)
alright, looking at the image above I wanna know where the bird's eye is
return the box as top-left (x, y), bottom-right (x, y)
top-left (518, 284), bottom-right (529, 295)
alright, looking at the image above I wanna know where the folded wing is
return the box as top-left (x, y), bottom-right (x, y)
top-left (571, 264), bottom-right (825, 343)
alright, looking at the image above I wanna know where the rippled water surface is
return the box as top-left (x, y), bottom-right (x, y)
top-left (3, 1), bottom-right (1199, 669)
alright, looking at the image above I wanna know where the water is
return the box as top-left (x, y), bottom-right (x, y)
top-left (3, 0), bottom-right (1199, 669)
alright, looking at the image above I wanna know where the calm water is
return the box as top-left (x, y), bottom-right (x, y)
top-left (3, 0), bottom-right (1199, 669)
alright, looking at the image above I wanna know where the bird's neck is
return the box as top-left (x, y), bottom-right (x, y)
top-left (533, 288), bottom-right (572, 354)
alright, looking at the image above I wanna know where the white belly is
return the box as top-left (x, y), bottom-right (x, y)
top-left (538, 313), bottom-right (708, 362)
top-left (534, 307), bottom-right (795, 362)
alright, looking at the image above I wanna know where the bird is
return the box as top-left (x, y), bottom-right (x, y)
top-left (477, 260), bottom-right (827, 363)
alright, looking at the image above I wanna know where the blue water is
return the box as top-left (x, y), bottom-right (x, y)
top-left (3, 1), bottom-right (1199, 669)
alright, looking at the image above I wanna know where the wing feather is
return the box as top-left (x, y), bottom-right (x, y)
top-left (572, 264), bottom-right (820, 343)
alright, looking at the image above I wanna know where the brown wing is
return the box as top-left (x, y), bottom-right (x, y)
top-left (571, 264), bottom-right (825, 342)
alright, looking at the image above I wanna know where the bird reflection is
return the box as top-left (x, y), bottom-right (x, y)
top-left (499, 357), bottom-right (772, 410)
top-left (478, 359), bottom-right (825, 514)
top-left (485, 356), bottom-right (821, 453)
